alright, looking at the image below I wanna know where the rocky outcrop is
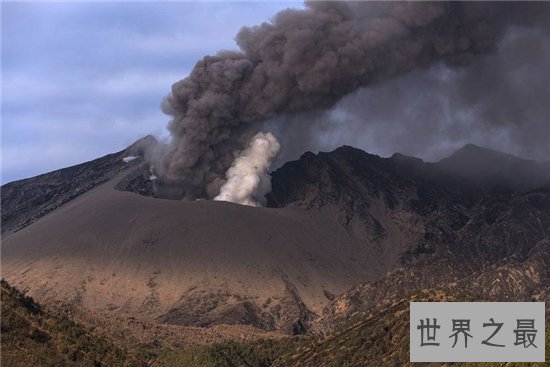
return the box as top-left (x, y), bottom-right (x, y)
top-left (265, 145), bottom-right (550, 329)
top-left (316, 184), bottom-right (550, 329)
top-left (2, 139), bottom-right (548, 337)
top-left (1, 135), bottom-right (157, 233)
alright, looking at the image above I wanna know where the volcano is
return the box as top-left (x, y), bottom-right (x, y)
top-left (2, 138), bottom-right (549, 338)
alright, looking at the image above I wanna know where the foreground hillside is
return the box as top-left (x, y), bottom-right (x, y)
top-left (0, 279), bottom-right (143, 367)
top-left (3, 279), bottom-right (547, 367)
top-left (155, 289), bottom-right (550, 367)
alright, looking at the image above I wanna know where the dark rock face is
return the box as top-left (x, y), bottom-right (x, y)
top-left (156, 290), bottom-right (276, 330)
top-left (266, 145), bottom-right (550, 328)
top-left (265, 146), bottom-right (550, 328)
top-left (156, 281), bottom-right (313, 335)
top-left (2, 138), bottom-right (548, 334)
top-left (320, 187), bottom-right (550, 324)
top-left (268, 144), bottom-right (550, 210)
top-left (267, 147), bottom-right (436, 247)
top-left (115, 165), bottom-right (158, 198)
top-left (1, 136), bottom-right (157, 234)
top-left (115, 167), bottom-right (188, 200)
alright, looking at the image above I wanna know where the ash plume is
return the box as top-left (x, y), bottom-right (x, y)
top-left (161, 1), bottom-right (549, 201)
top-left (214, 132), bottom-right (280, 206)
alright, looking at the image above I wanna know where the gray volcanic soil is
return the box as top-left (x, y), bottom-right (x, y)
top-left (1, 168), bottom-right (391, 333)
top-left (2, 140), bottom-right (549, 335)
top-left (1, 136), bottom-right (156, 234)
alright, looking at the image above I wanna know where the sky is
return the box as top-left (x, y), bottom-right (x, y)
top-left (1, 1), bottom-right (302, 183)
top-left (2, 1), bottom-right (549, 184)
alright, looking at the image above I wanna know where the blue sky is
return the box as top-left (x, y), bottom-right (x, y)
top-left (1, 1), bottom-right (302, 183)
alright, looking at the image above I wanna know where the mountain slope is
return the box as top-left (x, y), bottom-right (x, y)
top-left (1, 135), bottom-right (156, 234)
top-left (0, 279), bottom-right (143, 367)
top-left (2, 140), bottom-right (549, 340)
top-left (266, 145), bottom-right (550, 327)
top-left (435, 144), bottom-right (550, 190)
top-left (1, 167), bottom-right (386, 334)
top-left (154, 290), bottom-right (550, 367)
top-left (317, 187), bottom-right (550, 329)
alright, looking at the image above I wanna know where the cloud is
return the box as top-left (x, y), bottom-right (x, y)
top-left (270, 23), bottom-right (550, 166)
top-left (1, 1), bottom-right (301, 183)
top-left (5, 0), bottom-right (545, 187)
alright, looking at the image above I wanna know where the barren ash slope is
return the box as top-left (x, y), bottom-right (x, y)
top-left (1, 137), bottom-right (387, 334)
top-left (2, 137), bottom-right (550, 338)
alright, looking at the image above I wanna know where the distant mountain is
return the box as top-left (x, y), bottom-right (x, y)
top-left (268, 144), bottom-right (550, 211)
top-left (435, 144), bottom-right (550, 190)
top-left (1, 139), bottom-right (549, 342)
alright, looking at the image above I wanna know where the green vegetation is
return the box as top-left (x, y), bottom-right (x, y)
top-left (153, 299), bottom-right (411, 367)
top-left (156, 292), bottom-right (550, 367)
top-left (1, 279), bottom-right (144, 367)
top-left (155, 337), bottom-right (304, 367)
top-left (2, 280), bottom-right (548, 367)
top-left (273, 299), bottom-right (411, 367)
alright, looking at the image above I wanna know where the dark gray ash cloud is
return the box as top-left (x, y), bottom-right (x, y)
top-left (161, 1), bottom-right (550, 199)
top-left (271, 24), bottom-right (550, 166)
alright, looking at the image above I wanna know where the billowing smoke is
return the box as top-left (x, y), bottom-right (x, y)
top-left (214, 132), bottom-right (280, 206)
top-left (160, 1), bottom-right (549, 202)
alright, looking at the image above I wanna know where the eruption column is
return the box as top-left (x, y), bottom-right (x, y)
top-left (214, 132), bottom-right (280, 206)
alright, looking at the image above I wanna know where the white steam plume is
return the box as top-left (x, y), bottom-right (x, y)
top-left (214, 132), bottom-right (280, 207)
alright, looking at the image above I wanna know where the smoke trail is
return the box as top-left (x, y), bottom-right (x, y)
top-left (214, 132), bottom-right (280, 206)
top-left (161, 1), bottom-right (549, 200)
